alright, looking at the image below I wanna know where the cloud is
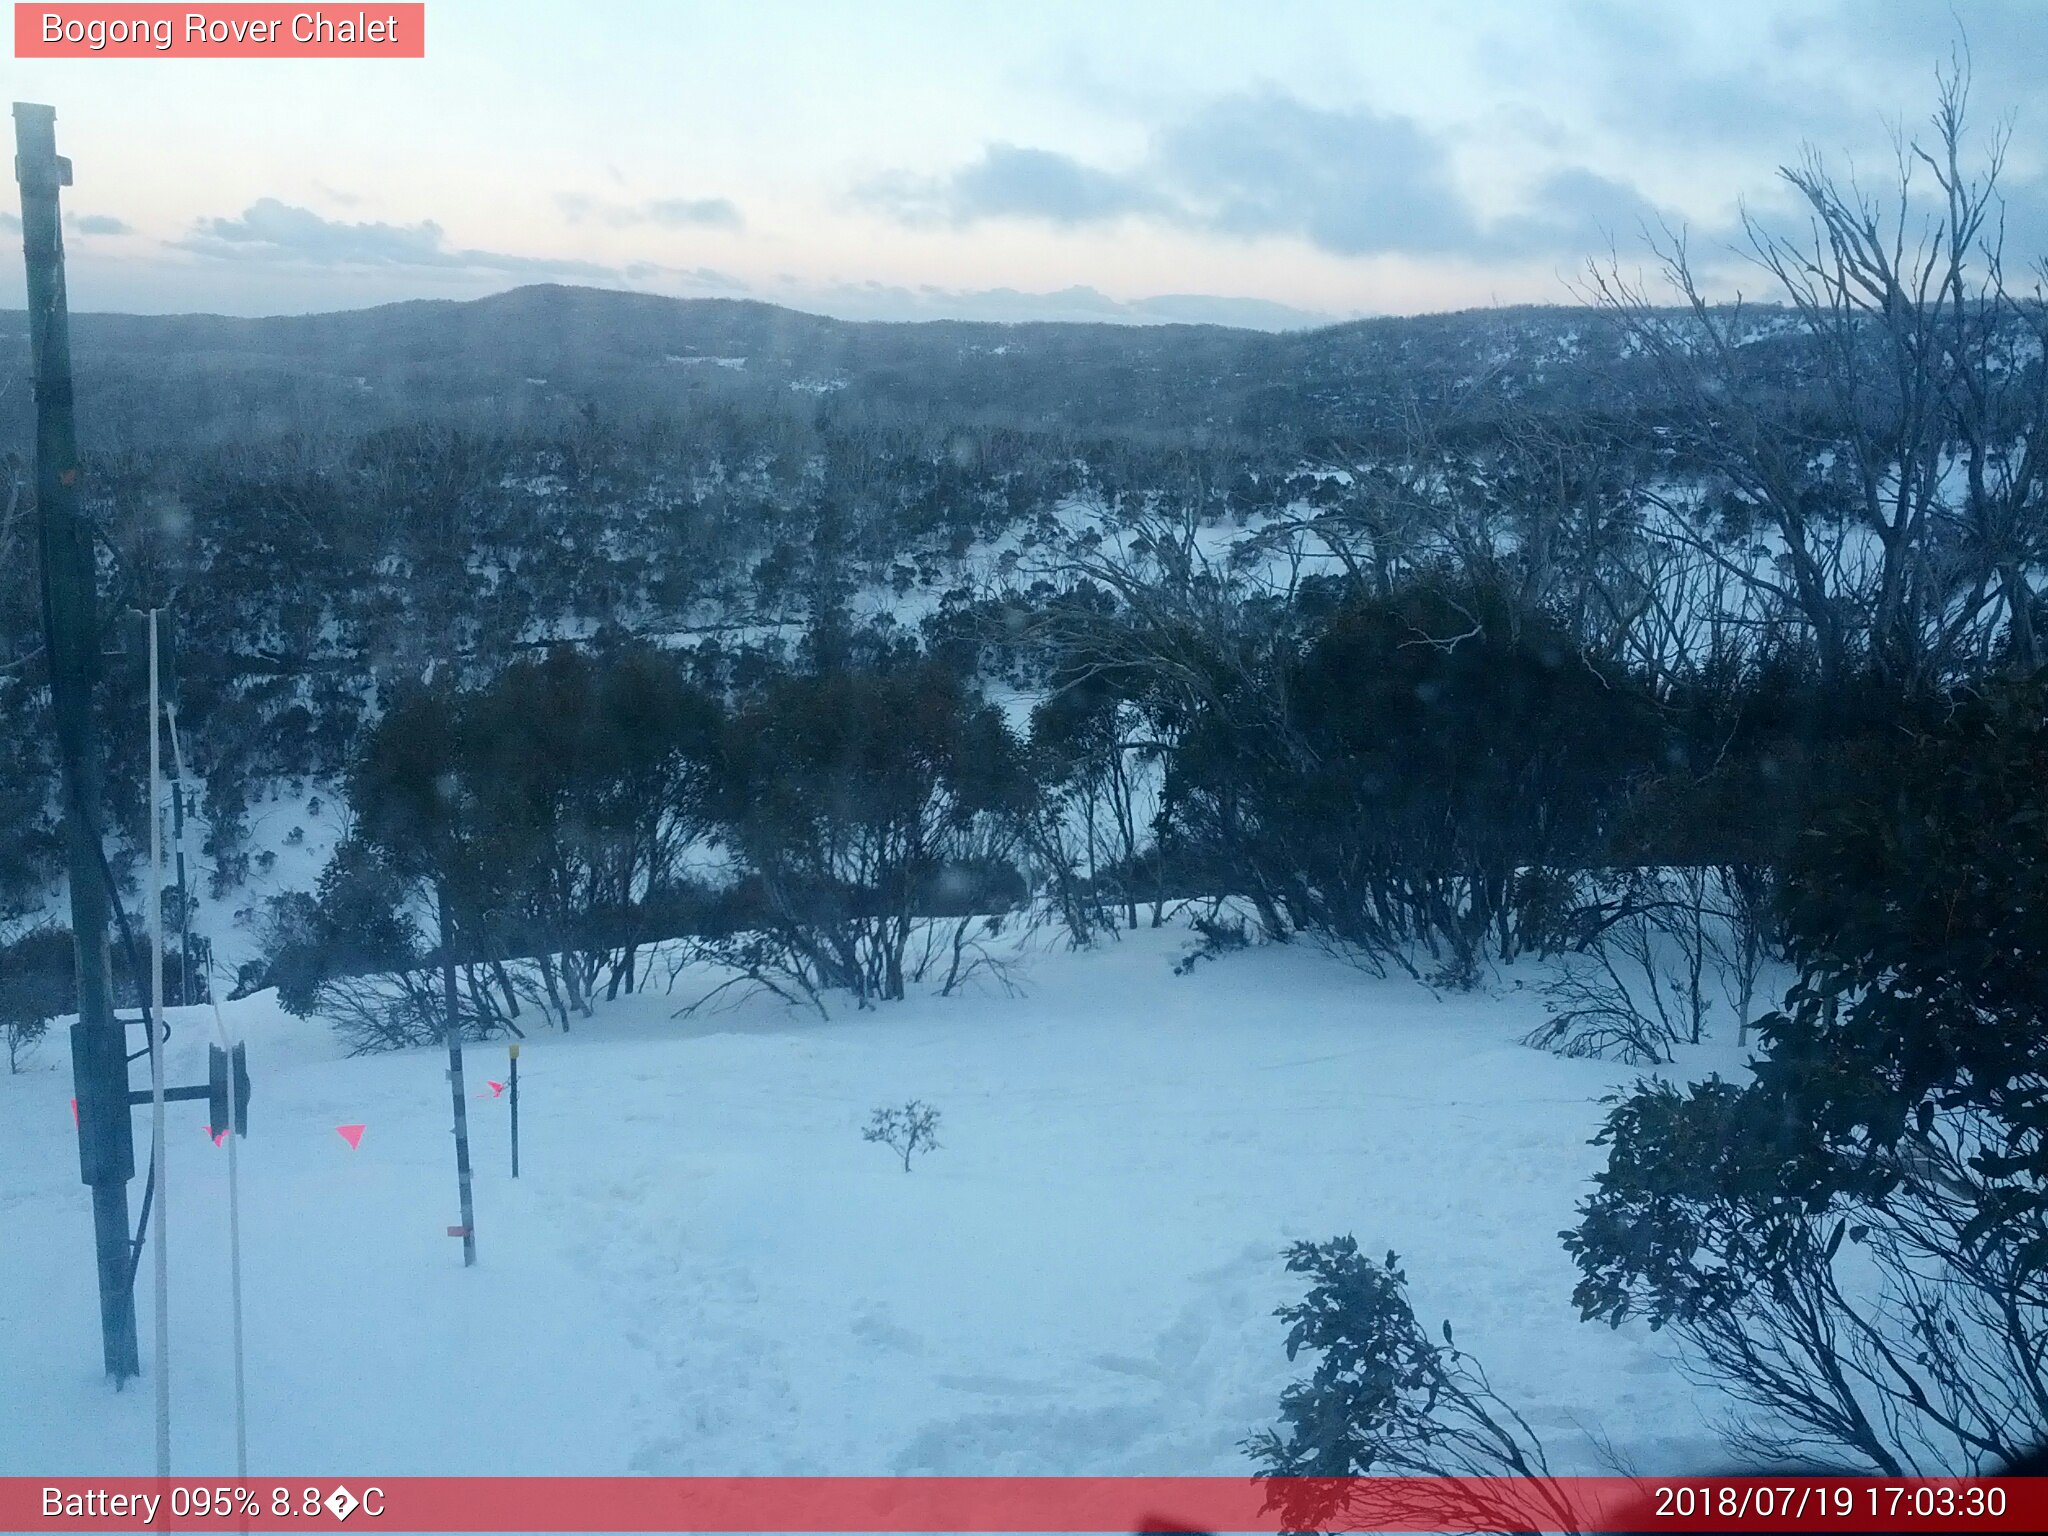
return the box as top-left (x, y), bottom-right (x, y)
top-left (642, 197), bottom-right (742, 230)
top-left (620, 260), bottom-right (749, 291)
top-left (556, 192), bottom-right (743, 230)
top-left (1498, 167), bottom-right (1671, 256)
top-left (176, 198), bottom-right (621, 281)
top-left (184, 199), bottom-right (446, 264)
top-left (69, 213), bottom-right (133, 236)
top-left (1994, 173), bottom-right (2048, 269)
top-left (1152, 90), bottom-right (1480, 257)
top-left (1787, 0), bottom-right (2048, 109)
top-left (1536, 2), bottom-right (1867, 156)
top-left (858, 88), bottom-right (1671, 262)
top-left (862, 143), bottom-right (1158, 227)
top-left (1537, 0), bottom-right (2048, 164)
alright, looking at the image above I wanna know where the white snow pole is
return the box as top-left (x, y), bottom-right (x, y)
top-left (169, 703), bottom-right (248, 1477)
top-left (147, 609), bottom-right (170, 1474)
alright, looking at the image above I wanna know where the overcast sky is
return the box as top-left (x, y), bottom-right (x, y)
top-left (6, 0), bottom-right (2047, 327)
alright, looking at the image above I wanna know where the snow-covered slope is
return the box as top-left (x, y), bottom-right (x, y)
top-left (0, 926), bottom-right (1740, 1477)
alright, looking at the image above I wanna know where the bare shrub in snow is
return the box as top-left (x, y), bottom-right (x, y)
top-left (315, 964), bottom-right (523, 1056)
top-left (864, 1101), bottom-right (942, 1171)
top-left (1172, 908), bottom-right (1249, 975)
top-left (1527, 938), bottom-right (1678, 1065)
top-left (1527, 907), bottom-right (1693, 1064)
top-left (1526, 867), bottom-right (1745, 1064)
top-left (2, 1013), bottom-right (46, 1074)
top-left (317, 967), bottom-right (454, 1055)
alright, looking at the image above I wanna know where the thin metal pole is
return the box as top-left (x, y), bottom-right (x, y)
top-left (147, 610), bottom-right (170, 1473)
top-left (224, 1086), bottom-right (245, 1476)
top-left (509, 1045), bottom-right (519, 1179)
top-left (175, 701), bottom-right (247, 1478)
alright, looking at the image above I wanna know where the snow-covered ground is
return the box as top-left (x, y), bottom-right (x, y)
top-left (0, 924), bottom-right (1743, 1477)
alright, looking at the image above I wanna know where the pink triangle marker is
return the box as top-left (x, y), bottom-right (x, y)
top-left (336, 1124), bottom-right (366, 1150)
top-left (486, 1080), bottom-right (505, 1097)
top-left (207, 1126), bottom-right (226, 1146)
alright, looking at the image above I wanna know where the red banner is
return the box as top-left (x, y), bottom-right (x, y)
top-left (13, 5), bottom-right (424, 58)
top-left (0, 1476), bottom-right (2036, 1532)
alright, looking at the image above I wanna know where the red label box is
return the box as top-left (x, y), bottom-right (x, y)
top-left (0, 1476), bottom-right (2039, 1533)
top-left (14, 4), bottom-right (425, 58)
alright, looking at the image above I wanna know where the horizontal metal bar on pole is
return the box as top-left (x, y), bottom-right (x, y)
top-left (127, 1085), bottom-right (208, 1106)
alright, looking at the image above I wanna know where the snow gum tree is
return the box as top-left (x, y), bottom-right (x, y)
top-left (705, 661), bottom-right (1030, 1009)
top-left (1565, 678), bottom-right (2048, 1472)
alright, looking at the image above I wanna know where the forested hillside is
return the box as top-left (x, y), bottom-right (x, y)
top-left (0, 286), bottom-right (1666, 450)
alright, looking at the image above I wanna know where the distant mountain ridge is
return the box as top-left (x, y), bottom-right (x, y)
top-left (0, 283), bottom-right (1750, 451)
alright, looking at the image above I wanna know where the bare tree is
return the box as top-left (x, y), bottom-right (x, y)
top-left (1250, 394), bottom-right (1476, 601)
top-left (1584, 63), bottom-right (2047, 688)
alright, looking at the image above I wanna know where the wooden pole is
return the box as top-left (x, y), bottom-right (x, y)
top-left (15, 99), bottom-right (140, 1383)
top-left (161, 611), bottom-right (191, 1006)
top-left (169, 737), bottom-right (191, 1006)
top-left (438, 881), bottom-right (477, 1265)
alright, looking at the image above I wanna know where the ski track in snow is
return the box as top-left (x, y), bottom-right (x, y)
top-left (0, 927), bottom-right (1737, 1477)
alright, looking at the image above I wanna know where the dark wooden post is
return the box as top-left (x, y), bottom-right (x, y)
top-left (15, 100), bottom-right (141, 1382)
top-left (438, 881), bottom-right (477, 1265)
